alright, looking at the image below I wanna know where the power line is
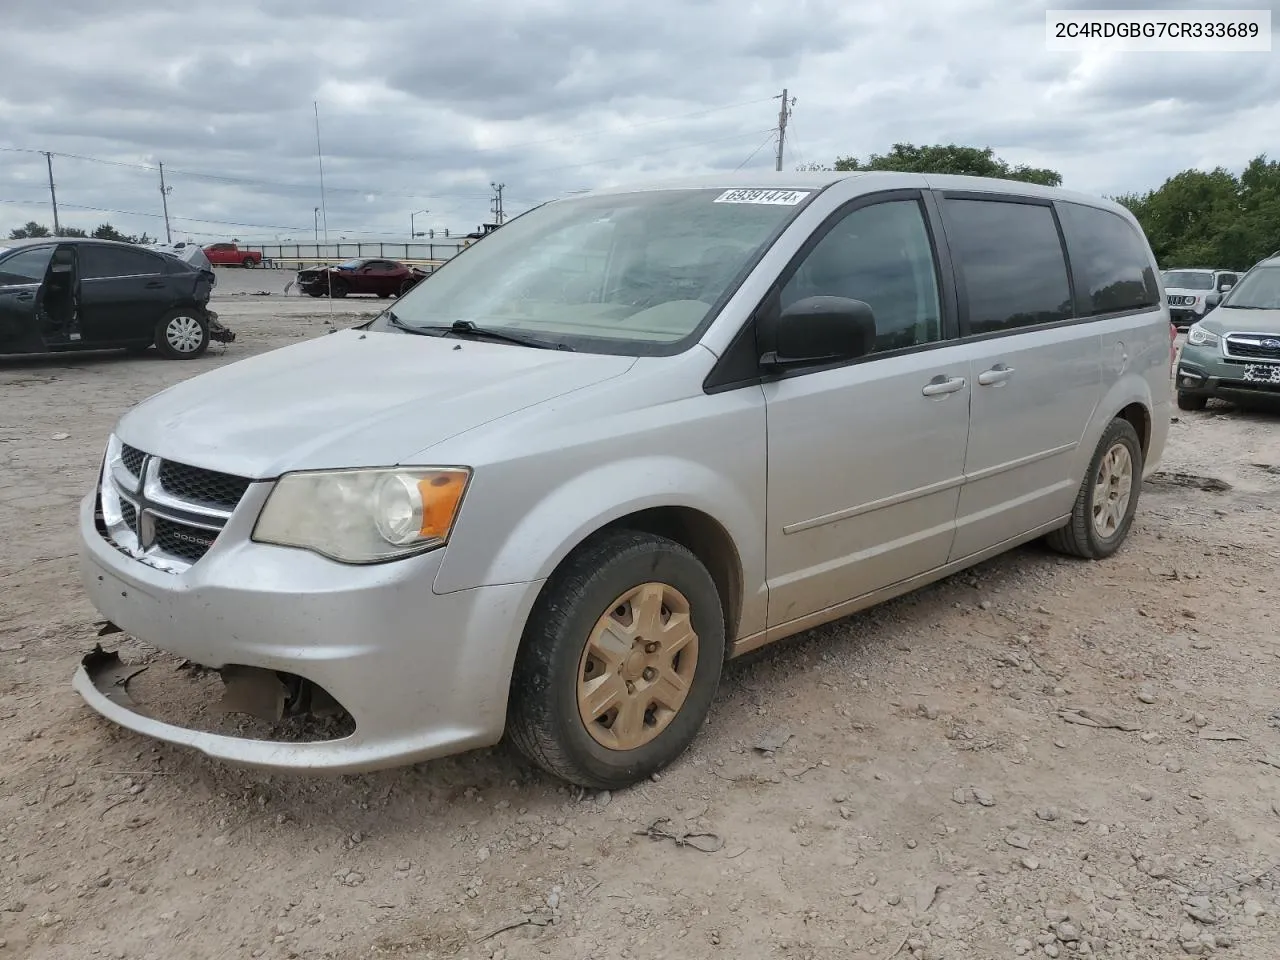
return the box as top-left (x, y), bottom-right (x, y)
top-left (734, 132), bottom-right (778, 171)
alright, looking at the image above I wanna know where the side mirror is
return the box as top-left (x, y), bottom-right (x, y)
top-left (1206, 293), bottom-right (1221, 308)
top-left (758, 296), bottom-right (877, 369)
top-left (1218, 282), bottom-right (1233, 293)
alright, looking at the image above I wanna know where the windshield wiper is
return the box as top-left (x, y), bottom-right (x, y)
top-left (429, 319), bottom-right (574, 351)
top-left (383, 311), bottom-right (435, 335)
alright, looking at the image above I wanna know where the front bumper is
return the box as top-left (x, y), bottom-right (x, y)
top-left (76, 491), bottom-right (544, 773)
top-left (1176, 343), bottom-right (1280, 401)
top-left (1169, 306), bottom-right (1203, 328)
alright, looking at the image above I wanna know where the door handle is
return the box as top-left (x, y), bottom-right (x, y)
top-left (922, 375), bottom-right (967, 397)
top-left (144, 280), bottom-right (165, 289)
top-left (15, 291), bottom-right (34, 301)
top-left (978, 364), bottom-right (1015, 386)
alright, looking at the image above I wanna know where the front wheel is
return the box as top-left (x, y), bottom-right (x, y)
top-left (1177, 390), bottom-right (1208, 412)
top-left (1045, 418), bottom-right (1143, 559)
top-left (153, 310), bottom-right (210, 360)
top-left (328, 279), bottom-right (348, 299)
top-left (507, 530), bottom-right (725, 789)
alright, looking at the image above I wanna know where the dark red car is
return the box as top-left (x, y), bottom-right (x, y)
top-left (295, 258), bottom-right (429, 299)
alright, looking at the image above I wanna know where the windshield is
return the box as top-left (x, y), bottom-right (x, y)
top-left (1162, 270), bottom-right (1214, 290)
top-left (1222, 266), bottom-right (1280, 309)
top-left (381, 187), bottom-right (815, 354)
top-left (336, 259), bottom-right (364, 270)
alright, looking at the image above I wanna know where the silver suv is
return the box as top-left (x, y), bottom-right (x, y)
top-left (76, 172), bottom-right (1172, 789)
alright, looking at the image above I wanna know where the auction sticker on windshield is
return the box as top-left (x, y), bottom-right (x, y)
top-left (713, 189), bottom-right (811, 205)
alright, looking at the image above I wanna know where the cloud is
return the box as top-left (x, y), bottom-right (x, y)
top-left (0, 0), bottom-right (1276, 242)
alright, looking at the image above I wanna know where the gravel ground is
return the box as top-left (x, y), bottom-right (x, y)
top-left (1, 298), bottom-right (1279, 960)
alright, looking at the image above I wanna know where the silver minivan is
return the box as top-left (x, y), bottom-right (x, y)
top-left (76, 172), bottom-right (1172, 788)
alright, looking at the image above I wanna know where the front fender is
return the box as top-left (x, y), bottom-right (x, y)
top-left (433, 455), bottom-right (767, 639)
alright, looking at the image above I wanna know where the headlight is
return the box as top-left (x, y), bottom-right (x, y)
top-left (1186, 324), bottom-right (1220, 347)
top-left (253, 467), bottom-right (470, 564)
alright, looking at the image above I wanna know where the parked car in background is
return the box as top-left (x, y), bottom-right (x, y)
top-left (76, 172), bottom-right (1170, 789)
top-left (203, 242), bottom-right (262, 268)
top-left (0, 238), bottom-right (232, 359)
top-left (1176, 255), bottom-right (1280, 410)
top-left (1162, 268), bottom-right (1239, 328)
top-left (295, 258), bottom-right (429, 298)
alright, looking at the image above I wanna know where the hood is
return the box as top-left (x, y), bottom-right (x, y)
top-left (1164, 286), bottom-right (1213, 299)
top-left (1202, 305), bottom-right (1280, 334)
top-left (115, 328), bottom-right (635, 478)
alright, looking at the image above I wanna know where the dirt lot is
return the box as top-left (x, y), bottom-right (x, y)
top-left (2, 290), bottom-right (1279, 960)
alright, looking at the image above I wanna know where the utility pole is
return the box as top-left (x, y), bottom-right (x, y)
top-left (158, 161), bottom-right (173, 243)
top-left (774, 89), bottom-right (795, 172)
top-left (490, 183), bottom-right (505, 225)
top-left (314, 207), bottom-right (320, 242)
top-left (43, 152), bottom-right (61, 235)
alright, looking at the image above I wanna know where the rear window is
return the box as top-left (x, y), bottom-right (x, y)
top-left (943, 198), bottom-right (1073, 335)
top-left (1057, 202), bottom-right (1160, 315)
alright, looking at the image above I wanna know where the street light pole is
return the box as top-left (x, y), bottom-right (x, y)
top-left (411, 209), bottom-right (429, 238)
top-left (313, 207), bottom-right (320, 242)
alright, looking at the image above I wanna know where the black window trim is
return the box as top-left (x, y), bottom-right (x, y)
top-left (704, 188), bottom-right (960, 394)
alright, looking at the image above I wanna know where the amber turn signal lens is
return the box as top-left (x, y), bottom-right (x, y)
top-left (417, 471), bottom-right (468, 539)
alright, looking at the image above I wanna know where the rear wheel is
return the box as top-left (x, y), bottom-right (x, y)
top-left (507, 530), bottom-right (724, 789)
top-left (153, 310), bottom-right (210, 360)
top-left (1177, 390), bottom-right (1208, 412)
top-left (242, 257), bottom-right (255, 268)
top-left (1045, 418), bottom-right (1143, 559)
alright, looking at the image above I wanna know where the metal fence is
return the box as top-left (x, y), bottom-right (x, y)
top-left (252, 241), bottom-right (469, 266)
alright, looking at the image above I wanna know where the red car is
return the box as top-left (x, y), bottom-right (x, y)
top-left (203, 242), bottom-right (263, 267)
top-left (296, 258), bottom-right (428, 299)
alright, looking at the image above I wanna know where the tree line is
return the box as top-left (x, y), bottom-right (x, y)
top-left (7, 221), bottom-right (153, 244)
top-left (806, 144), bottom-right (1278, 270)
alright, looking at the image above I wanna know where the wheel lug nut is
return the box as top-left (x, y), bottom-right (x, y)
top-left (642, 667), bottom-right (657, 681)
top-left (645, 642), bottom-right (659, 653)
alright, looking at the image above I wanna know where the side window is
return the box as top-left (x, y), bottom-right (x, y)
top-left (1057, 202), bottom-right (1159, 315)
top-left (81, 246), bottom-right (164, 280)
top-left (0, 246), bottom-right (53, 285)
top-left (944, 198), bottom-right (1073, 335)
top-left (780, 199), bottom-right (943, 353)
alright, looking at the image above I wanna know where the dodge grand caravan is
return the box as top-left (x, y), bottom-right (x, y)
top-left (77, 172), bottom-right (1172, 789)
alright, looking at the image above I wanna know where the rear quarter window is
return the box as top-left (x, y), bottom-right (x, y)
top-left (1057, 202), bottom-right (1159, 315)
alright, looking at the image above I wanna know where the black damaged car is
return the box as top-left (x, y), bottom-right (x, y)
top-left (0, 238), bottom-right (234, 360)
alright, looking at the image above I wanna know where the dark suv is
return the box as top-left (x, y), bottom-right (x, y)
top-left (0, 238), bottom-right (229, 359)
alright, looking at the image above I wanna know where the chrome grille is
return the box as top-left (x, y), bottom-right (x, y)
top-left (98, 437), bottom-right (254, 573)
top-left (120, 443), bottom-right (146, 478)
top-left (1224, 334), bottom-right (1280, 363)
top-left (158, 460), bottom-right (253, 510)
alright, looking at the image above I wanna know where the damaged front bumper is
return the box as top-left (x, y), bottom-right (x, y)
top-left (75, 490), bottom-right (544, 773)
top-left (206, 309), bottom-right (235, 344)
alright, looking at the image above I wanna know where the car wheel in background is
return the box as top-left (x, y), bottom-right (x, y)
top-left (507, 530), bottom-right (725, 789)
top-left (328, 278), bottom-right (349, 299)
top-left (1177, 391), bottom-right (1208, 412)
top-left (242, 257), bottom-right (255, 268)
top-left (153, 309), bottom-right (210, 360)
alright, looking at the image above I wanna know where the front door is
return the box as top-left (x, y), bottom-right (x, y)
top-left (937, 194), bottom-right (1103, 560)
top-left (0, 245), bottom-right (54, 351)
top-left (764, 192), bottom-right (971, 627)
top-left (78, 244), bottom-right (173, 343)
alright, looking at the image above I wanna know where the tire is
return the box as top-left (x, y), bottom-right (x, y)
top-left (1045, 418), bottom-right (1143, 560)
top-left (242, 257), bottom-right (255, 268)
top-left (1177, 390), bottom-right (1208, 412)
top-left (507, 530), bottom-right (725, 789)
top-left (307, 290), bottom-right (323, 298)
top-left (328, 279), bottom-right (349, 299)
top-left (153, 310), bottom-right (210, 360)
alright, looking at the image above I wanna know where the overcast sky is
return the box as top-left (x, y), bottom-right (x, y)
top-left (1, 0), bottom-right (1276, 246)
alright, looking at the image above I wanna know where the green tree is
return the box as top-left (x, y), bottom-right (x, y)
top-left (56, 226), bottom-right (87, 238)
top-left (92, 223), bottom-right (130, 241)
top-left (9, 221), bottom-right (51, 239)
top-left (833, 144), bottom-right (1062, 187)
top-left (1115, 156), bottom-right (1280, 269)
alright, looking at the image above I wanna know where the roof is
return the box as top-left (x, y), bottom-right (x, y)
top-left (1, 236), bottom-right (140, 249)
top-left (570, 170), bottom-right (1134, 218)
